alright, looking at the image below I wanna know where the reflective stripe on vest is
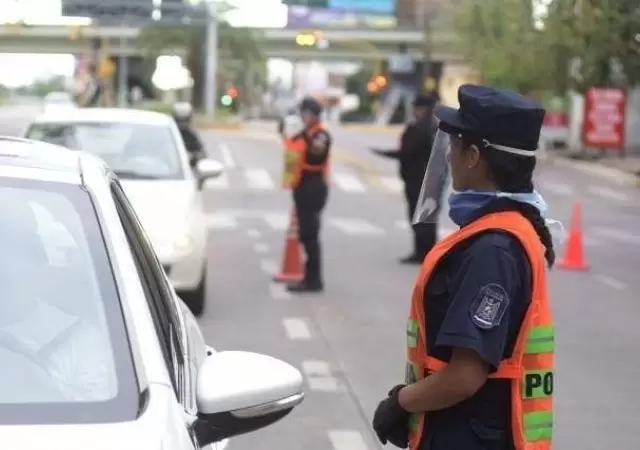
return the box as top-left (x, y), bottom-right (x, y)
top-left (281, 124), bottom-right (328, 189)
top-left (405, 211), bottom-right (554, 450)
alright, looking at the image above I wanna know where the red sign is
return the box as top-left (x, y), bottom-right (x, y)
top-left (543, 111), bottom-right (568, 128)
top-left (582, 87), bottom-right (627, 150)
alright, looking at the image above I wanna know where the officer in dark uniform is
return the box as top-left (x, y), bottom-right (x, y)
top-left (283, 97), bottom-right (331, 293)
top-left (372, 85), bottom-right (558, 450)
top-left (372, 93), bottom-right (439, 264)
top-left (172, 102), bottom-right (205, 167)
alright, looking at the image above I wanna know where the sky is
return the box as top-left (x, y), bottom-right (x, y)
top-left (0, 0), bottom-right (290, 87)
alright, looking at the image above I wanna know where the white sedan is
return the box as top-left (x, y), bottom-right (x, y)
top-left (43, 91), bottom-right (76, 113)
top-left (24, 108), bottom-right (220, 316)
top-left (0, 136), bottom-right (304, 449)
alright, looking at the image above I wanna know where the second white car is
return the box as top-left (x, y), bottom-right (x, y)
top-left (24, 108), bottom-right (222, 316)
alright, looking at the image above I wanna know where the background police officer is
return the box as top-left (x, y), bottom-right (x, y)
top-left (372, 93), bottom-right (439, 264)
top-left (281, 97), bottom-right (331, 293)
top-left (372, 85), bottom-right (557, 450)
top-left (172, 102), bottom-right (205, 167)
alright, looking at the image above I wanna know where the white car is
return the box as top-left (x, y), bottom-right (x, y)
top-left (0, 136), bottom-right (304, 449)
top-left (24, 108), bottom-right (220, 316)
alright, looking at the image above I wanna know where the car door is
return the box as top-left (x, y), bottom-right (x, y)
top-left (110, 177), bottom-right (203, 448)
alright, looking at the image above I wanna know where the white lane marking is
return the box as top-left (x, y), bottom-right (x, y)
top-left (329, 218), bottom-right (385, 236)
top-left (302, 360), bottom-right (342, 392)
top-left (332, 171), bottom-right (367, 192)
top-left (593, 227), bottom-right (640, 245)
top-left (394, 220), bottom-right (456, 238)
top-left (588, 185), bottom-right (629, 202)
top-left (594, 274), bottom-right (627, 290)
top-left (206, 212), bottom-right (237, 229)
top-left (282, 317), bottom-right (312, 340)
top-left (264, 212), bottom-right (289, 230)
top-left (204, 173), bottom-right (229, 190)
top-left (540, 181), bottom-right (573, 196)
top-left (260, 258), bottom-right (277, 274)
top-left (245, 168), bottom-right (275, 190)
top-left (254, 242), bottom-right (270, 254)
top-left (218, 143), bottom-right (236, 168)
top-left (247, 228), bottom-right (261, 239)
top-left (269, 282), bottom-right (291, 300)
top-left (328, 430), bottom-right (368, 450)
top-left (379, 176), bottom-right (403, 193)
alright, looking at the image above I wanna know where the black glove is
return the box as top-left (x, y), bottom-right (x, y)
top-left (277, 119), bottom-right (285, 134)
top-left (372, 384), bottom-right (410, 448)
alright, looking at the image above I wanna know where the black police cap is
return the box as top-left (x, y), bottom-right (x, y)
top-left (299, 97), bottom-right (323, 116)
top-left (412, 93), bottom-right (438, 108)
top-left (435, 84), bottom-right (545, 152)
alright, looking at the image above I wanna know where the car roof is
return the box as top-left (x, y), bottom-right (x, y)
top-left (0, 136), bottom-right (106, 183)
top-left (33, 107), bottom-right (173, 126)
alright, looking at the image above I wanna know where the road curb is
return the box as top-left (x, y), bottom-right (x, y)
top-left (196, 122), bottom-right (244, 131)
top-left (544, 153), bottom-right (640, 187)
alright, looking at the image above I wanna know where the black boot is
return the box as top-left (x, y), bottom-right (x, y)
top-left (287, 279), bottom-right (324, 293)
top-left (399, 253), bottom-right (423, 265)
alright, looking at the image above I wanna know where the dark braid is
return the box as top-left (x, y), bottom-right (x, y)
top-left (475, 198), bottom-right (556, 268)
top-left (462, 137), bottom-right (556, 268)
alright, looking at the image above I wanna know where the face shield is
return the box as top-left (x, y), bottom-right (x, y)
top-left (412, 129), bottom-right (451, 224)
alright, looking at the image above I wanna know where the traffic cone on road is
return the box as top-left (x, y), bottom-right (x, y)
top-left (558, 202), bottom-right (590, 271)
top-left (273, 208), bottom-right (305, 283)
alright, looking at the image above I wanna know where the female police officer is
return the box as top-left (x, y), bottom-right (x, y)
top-left (372, 84), bottom-right (557, 450)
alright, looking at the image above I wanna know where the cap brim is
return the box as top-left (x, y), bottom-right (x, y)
top-left (435, 105), bottom-right (467, 133)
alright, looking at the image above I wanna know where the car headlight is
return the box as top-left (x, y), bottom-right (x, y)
top-left (154, 232), bottom-right (194, 258)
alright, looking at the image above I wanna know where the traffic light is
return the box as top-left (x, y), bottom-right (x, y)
top-left (367, 74), bottom-right (388, 94)
top-left (220, 86), bottom-right (239, 110)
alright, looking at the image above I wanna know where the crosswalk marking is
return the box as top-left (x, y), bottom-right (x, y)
top-left (540, 181), bottom-right (573, 196)
top-left (328, 218), bottom-right (385, 235)
top-left (379, 176), bottom-right (404, 193)
top-left (206, 212), bottom-right (237, 229)
top-left (244, 168), bottom-right (275, 190)
top-left (588, 185), bottom-right (629, 202)
top-left (593, 227), bottom-right (640, 245)
top-left (264, 212), bottom-right (289, 230)
top-left (332, 171), bottom-right (367, 192)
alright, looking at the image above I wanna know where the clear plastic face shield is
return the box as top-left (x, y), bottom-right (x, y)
top-left (412, 129), bottom-right (451, 224)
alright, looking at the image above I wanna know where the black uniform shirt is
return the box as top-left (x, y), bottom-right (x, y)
top-left (420, 223), bottom-right (532, 450)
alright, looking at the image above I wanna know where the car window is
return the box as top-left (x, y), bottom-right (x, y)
top-left (109, 179), bottom-right (186, 402)
top-left (26, 122), bottom-right (184, 180)
top-left (0, 177), bottom-right (139, 424)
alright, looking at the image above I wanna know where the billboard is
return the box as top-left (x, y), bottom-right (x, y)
top-left (61, 0), bottom-right (200, 25)
top-left (582, 87), bottom-right (627, 150)
top-left (328, 0), bottom-right (395, 14)
top-left (286, 5), bottom-right (396, 29)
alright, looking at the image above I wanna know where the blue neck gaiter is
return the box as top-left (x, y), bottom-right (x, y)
top-left (448, 190), bottom-right (549, 227)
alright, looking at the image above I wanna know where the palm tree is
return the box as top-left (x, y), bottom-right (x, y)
top-left (136, 2), bottom-right (266, 111)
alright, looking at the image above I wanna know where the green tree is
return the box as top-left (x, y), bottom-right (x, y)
top-left (136, 8), bottom-right (266, 111)
top-left (451, 0), bottom-right (547, 93)
top-left (541, 0), bottom-right (640, 92)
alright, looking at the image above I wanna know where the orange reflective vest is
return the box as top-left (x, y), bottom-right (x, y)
top-left (406, 211), bottom-right (554, 450)
top-left (281, 124), bottom-right (329, 189)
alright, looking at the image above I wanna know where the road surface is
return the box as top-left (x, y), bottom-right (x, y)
top-left (3, 107), bottom-right (639, 449)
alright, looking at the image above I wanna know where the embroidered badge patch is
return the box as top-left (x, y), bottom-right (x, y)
top-left (470, 283), bottom-right (510, 330)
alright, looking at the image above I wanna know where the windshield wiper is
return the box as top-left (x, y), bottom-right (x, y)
top-left (113, 170), bottom-right (161, 180)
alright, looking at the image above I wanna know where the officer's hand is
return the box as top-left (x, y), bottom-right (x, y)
top-left (277, 118), bottom-right (285, 135)
top-left (372, 384), bottom-right (410, 448)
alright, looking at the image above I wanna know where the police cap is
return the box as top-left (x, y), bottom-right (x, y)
top-left (299, 97), bottom-right (323, 116)
top-left (412, 93), bottom-right (439, 108)
top-left (435, 84), bottom-right (545, 153)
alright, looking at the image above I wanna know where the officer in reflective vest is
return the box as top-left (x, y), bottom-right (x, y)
top-left (280, 97), bottom-right (331, 292)
top-left (372, 84), bottom-right (558, 450)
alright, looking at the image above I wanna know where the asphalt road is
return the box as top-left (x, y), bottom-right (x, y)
top-left (3, 107), bottom-right (639, 449)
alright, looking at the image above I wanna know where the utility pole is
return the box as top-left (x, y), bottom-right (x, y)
top-left (204, 0), bottom-right (219, 118)
top-left (417, 0), bottom-right (435, 93)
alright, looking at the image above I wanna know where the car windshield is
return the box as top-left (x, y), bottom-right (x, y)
top-left (26, 122), bottom-right (184, 180)
top-left (0, 177), bottom-right (138, 424)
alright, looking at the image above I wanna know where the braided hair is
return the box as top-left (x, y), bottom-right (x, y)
top-left (462, 137), bottom-right (556, 268)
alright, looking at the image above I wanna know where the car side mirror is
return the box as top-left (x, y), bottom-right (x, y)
top-left (196, 158), bottom-right (224, 189)
top-left (193, 351), bottom-right (304, 446)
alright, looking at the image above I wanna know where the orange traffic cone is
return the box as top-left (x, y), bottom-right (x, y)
top-left (273, 208), bottom-right (305, 283)
top-left (558, 202), bottom-right (590, 271)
